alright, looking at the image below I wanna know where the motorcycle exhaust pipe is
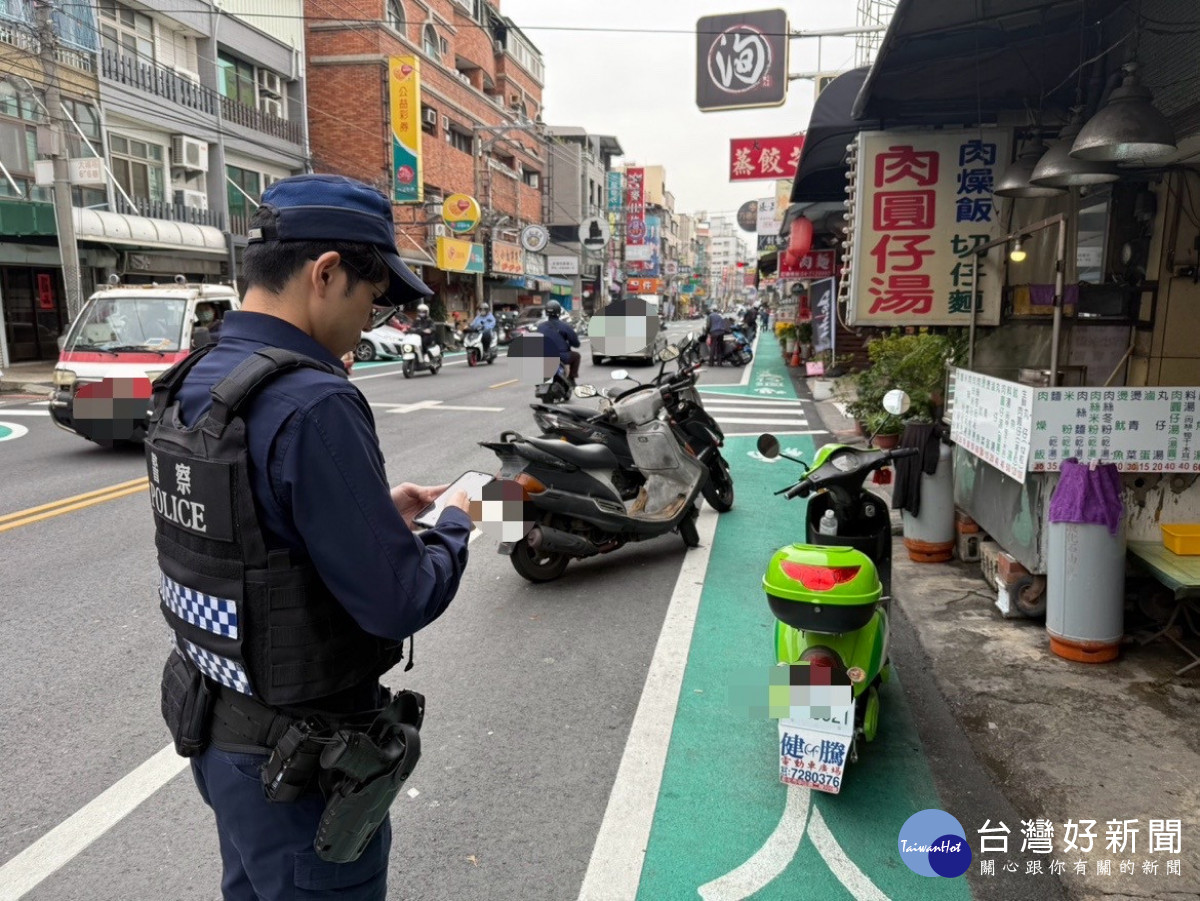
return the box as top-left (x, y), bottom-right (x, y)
top-left (530, 525), bottom-right (601, 558)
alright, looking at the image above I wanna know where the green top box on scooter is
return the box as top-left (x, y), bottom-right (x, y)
top-left (763, 543), bottom-right (882, 634)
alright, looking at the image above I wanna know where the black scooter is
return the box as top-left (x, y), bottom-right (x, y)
top-left (482, 345), bottom-right (707, 582)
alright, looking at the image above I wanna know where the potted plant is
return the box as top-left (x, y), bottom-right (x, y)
top-left (846, 330), bottom-right (963, 442)
top-left (774, 321), bottom-right (797, 354)
top-left (796, 321), bottom-right (814, 359)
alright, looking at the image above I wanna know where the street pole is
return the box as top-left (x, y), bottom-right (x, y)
top-left (209, 0), bottom-right (237, 281)
top-left (34, 0), bottom-right (84, 321)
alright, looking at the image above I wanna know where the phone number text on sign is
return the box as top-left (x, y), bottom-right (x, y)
top-left (779, 719), bottom-right (848, 795)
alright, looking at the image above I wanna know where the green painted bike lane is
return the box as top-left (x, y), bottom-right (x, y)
top-left (634, 348), bottom-right (973, 900)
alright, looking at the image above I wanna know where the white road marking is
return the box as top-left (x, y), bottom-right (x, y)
top-left (373, 400), bottom-right (504, 414)
top-left (0, 743), bottom-right (188, 901)
top-left (489, 379), bottom-right (519, 389)
top-left (576, 505), bottom-right (720, 901)
top-left (714, 417), bottom-right (811, 426)
top-left (0, 421), bottom-right (30, 441)
top-left (429, 404), bottom-right (505, 413)
top-left (807, 806), bottom-right (892, 900)
top-left (699, 397), bottom-right (809, 406)
top-left (724, 429), bottom-right (829, 438)
top-left (737, 333), bottom-right (760, 387)
top-left (0, 410), bottom-right (50, 416)
top-left (696, 785), bottom-right (811, 900)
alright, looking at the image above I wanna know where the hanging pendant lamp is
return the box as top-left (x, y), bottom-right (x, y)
top-left (995, 142), bottom-right (1066, 198)
top-left (1031, 112), bottom-right (1120, 187)
top-left (1070, 62), bottom-right (1176, 163)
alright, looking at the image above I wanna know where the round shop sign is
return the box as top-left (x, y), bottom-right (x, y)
top-left (521, 224), bottom-right (549, 253)
top-left (578, 216), bottom-right (612, 251)
top-left (736, 200), bottom-right (759, 232)
top-left (442, 193), bottom-right (482, 234)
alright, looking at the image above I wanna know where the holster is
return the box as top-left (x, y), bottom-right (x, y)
top-left (313, 689), bottom-right (425, 864)
top-left (260, 718), bottom-right (327, 803)
top-left (161, 650), bottom-right (215, 757)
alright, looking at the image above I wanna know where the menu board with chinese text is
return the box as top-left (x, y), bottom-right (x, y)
top-left (950, 370), bottom-right (1034, 482)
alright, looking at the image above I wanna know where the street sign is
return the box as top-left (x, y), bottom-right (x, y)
top-left (69, 157), bottom-right (106, 186)
top-left (696, 9), bottom-right (789, 112)
top-left (547, 255), bottom-right (579, 275)
top-left (579, 216), bottom-right (611, 253)
top-left (520, 224), bottom-right (549, 252)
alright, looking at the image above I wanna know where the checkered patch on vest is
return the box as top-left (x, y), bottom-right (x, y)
top-left (160, 572), bottom-right (239, 640)
top-left (177, 636), bottom-right (252, 696)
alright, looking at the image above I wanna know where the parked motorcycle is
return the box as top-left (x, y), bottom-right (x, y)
top-left (463, 326), bottom-right (498, 367)
top-left (721, 326), bottom-right (754, 367)
top-left (481, 345), bottom-right (706, 582)
top-left (756, 398), bottom-right (917, 793)
top-left (529, 333), bottom-right (733, 511)
top-left (400, 329), bottom-right (442, 378)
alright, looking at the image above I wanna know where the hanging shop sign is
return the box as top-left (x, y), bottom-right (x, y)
top-left (780, 249), bottom-right (836, 280)
top-left (442, 193), bottom-right (481, 234)
top-left (490, 239), bottom-right (524, 275)
top-left (547, 255), bottom-right (579, 275)
top-left (736, 200), bottom-right (759, 232)
top-left (624, 167), bottom-right (646, 247)
top-left (696, 9), bottom-right (789, 112)
top-left (520, 224), bottom-right (549, 252)
top-left (579, 216), bottom-right (612, 253)
top-left (730, 135), bottom-right (805, 182)
top-left (626, 277), bottom-right (663, 294)
top-left (849, 128), bottom-right (1011, 327)
top-left (436, 236), bottom-right (484, 273)
top-left (624, 245), bottom-right (653, 262)
top-left (606, 171), bottom-right (624, 212)
top-left (388, 56), bottom-right (423, 203)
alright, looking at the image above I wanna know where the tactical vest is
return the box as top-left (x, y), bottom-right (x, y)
top-left (146, 346), bottom-right (405, 708)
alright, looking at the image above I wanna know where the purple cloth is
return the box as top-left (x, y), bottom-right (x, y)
top-left (1048, 458), bottom-right (1124, 536)
top-left (1028, 284), bottom-right (1080, 306)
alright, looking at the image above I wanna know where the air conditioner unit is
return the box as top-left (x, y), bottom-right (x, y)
top-left (423, 108), bottom-right (438, 126)
top-left (257, 69), bottom-right (283, 97)
top-left (259, 96), bottom-right (284, 119)
top-left (174, 188), bottom-right (208, 211)
top-left (170, 135), bottom-right (209, 172)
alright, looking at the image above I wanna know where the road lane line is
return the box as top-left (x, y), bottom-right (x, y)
top-left (489, 379), bottom-right (519, 389)
top-left (0, 478), bottom-right (148, 526)
top-left (696, 785), bottom-right (812, 901)
top-left (807, 806), bottom-right (892, 900)
top-left (0, 410), bottom-right (51, 416)
top-left (0, 484), bottom-right (149, 533)
top-left (0, 743), bottom-right (188, 901)
top-left (576, 505), bottom-right (720, 901)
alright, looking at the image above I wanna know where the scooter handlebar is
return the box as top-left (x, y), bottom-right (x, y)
top-left (785, 480), bottom-right (812, 500)
top-left (887, 447), bottom-right (919, 460)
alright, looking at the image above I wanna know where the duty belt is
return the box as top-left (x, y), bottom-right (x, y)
top-left (209, 687), bottom-right (381, 754)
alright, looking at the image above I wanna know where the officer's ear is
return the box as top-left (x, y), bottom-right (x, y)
top-left (309, 251), bottom-right (343, 297)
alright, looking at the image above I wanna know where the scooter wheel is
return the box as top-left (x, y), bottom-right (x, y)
top-left (511, 540), bottom-right (570, 582)
top-left (701, 454), bottom-right (734, 512)
top-left (862, 685), bottom-right (881, 743)
top-left (486, 355), bottom-right (495, 364)
top-left (430, 361), bottom-right (442, 375)
top-left (402, 360), bottom-right (414, 379)
top-left (678, 513), bottom-right (701, 548)
top-left (467, 350), bottom-right (478, 367)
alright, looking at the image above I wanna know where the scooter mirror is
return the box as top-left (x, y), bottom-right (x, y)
top-left (657, 345), bottom-right (680, 362)
top-left (757, 433), bottom-right (781, 459)
top-left (574, 384), bottom-right (598, 398)
top-left (611, 369), bottom-right (630, 381)
top-left (882, 389), bottom-right (912, 416)
top-left (686, 331), bottom-right (695, 343)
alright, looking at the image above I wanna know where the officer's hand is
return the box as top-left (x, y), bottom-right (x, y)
top-left (392, 482), bottom-right (444, 529)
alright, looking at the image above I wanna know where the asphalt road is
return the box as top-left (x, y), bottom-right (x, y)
top-left (0, 324), bottom-right (1028, 901)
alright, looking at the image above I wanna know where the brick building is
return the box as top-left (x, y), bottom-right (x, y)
top-left (305, 0), bottom-right (548, 319)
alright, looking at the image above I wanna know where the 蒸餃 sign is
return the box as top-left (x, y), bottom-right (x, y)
top-left (849, 129), bottom-right (1011, 327)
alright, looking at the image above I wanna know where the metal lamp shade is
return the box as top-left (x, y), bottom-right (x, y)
top-left (1070, 67), bottom-right (1177, 164)
top-left (995, 145), bottom-right (1066, 198)
top-left (1031, 120), bottom-right (1119, 187)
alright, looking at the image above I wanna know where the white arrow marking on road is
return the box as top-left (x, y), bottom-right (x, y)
top-left (0, 743), bottom-right (188, 901)
top-left (807, 805), bottom-right (892, 900)
top-left (696, 785), bottom-right (811, 900)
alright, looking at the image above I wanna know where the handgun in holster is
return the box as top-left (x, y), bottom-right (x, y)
top-left (313, 689), bottom-right (425, 864)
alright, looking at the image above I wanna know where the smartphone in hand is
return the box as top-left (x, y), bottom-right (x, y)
top-left (413, 470), bottom-right (494, 529)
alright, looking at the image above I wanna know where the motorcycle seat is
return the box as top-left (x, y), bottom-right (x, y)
top-left (525, 436), bottom-right (619, 470)
top-left (552, 403), bottom-right (606, 421)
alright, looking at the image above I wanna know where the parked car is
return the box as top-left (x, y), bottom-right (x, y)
top-left (355, 325), bottom-right (408, 361)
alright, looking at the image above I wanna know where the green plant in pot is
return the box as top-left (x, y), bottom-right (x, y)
top-left (847, 330), bottom-right (962, 437)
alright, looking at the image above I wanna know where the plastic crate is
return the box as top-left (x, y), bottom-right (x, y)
top-left (1161, 524), bottom-right (1200, 555)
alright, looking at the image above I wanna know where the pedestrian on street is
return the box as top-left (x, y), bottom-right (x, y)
top-left (706, 306), bottom-right (727, 365)
top-left (146, 174), bottom-right (473, 901)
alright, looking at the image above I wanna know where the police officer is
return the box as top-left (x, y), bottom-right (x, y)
top-left (535, 299), bottom-right (581, 381)
top-left (147, 174), bottom-right (472, 900)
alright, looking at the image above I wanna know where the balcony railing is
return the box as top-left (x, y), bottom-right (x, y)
top-left (100, 49), bottom-right (302, 146)
top-left (114, 194), bottom-right (225, 230)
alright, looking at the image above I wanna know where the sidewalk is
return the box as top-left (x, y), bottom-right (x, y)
top-left (0, 360), bottom-right (56, 395)
top-left (790, 362), bottom-right (1200, 900)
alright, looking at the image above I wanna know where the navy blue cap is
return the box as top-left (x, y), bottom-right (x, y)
top-left (248, 174), bottom-right (432, 303)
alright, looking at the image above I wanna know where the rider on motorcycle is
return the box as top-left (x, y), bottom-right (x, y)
top-left (536, 300), bottom-right (581, 381)
top-left (413, 303), bottom-right (436, 354)
top-left (470, 303), bottom-right (496, 353)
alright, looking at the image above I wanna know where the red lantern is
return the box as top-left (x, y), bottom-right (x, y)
top-left (788, 215), bottom-right (813, 258)
top-left (781, 250), bottom-right (799, 270)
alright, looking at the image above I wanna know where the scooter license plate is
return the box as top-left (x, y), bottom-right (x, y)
top-left (778, 718), bottom-right (851, 795)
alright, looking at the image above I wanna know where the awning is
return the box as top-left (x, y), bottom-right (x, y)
top-left (398, 246), bottom-right (436, 267)
top-left (853, 0), bottom-right (1128, 123)
top-left (548, 276), bottom-right (573, 297)
top-left (790, 67), bottom-right (877, 204)
top-left (73, 208), bottom-right (225, 254)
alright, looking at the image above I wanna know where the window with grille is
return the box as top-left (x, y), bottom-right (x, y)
top-left (109, 134), bottom-right (165, 202)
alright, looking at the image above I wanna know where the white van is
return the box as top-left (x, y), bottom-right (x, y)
top-left (50, 277), bottom-right (239, 445)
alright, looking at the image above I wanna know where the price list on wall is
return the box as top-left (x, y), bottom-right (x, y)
top-left (1029, 388), bottom-right (1200, 472)
top-left (950, 370), bottom-right (1034, 481)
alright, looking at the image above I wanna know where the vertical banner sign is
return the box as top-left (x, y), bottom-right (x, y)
top-left (389, 56), bottom-right (423, 203)
top-left (810, 277), bottom-right (836, 355)
top-left (625, 168), bottom-right (646, 261)
top-left (696, 9), bottom-right (789, 111)
top-left (606, 171), bottom-right (624, 212)
top-left (850, 128), bottom-right (1011, 326)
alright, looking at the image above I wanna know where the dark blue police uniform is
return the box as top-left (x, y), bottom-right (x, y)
top-left (535, 318), bottom-right (579, 362)
top-left (177, 310), bottom-right (472, 900)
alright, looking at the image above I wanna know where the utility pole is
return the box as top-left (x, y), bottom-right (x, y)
top-left (34, 0), bottom-right (85, 321)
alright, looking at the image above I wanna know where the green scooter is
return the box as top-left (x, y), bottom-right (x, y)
top-left (757, 412), bottom-right (917, 794)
